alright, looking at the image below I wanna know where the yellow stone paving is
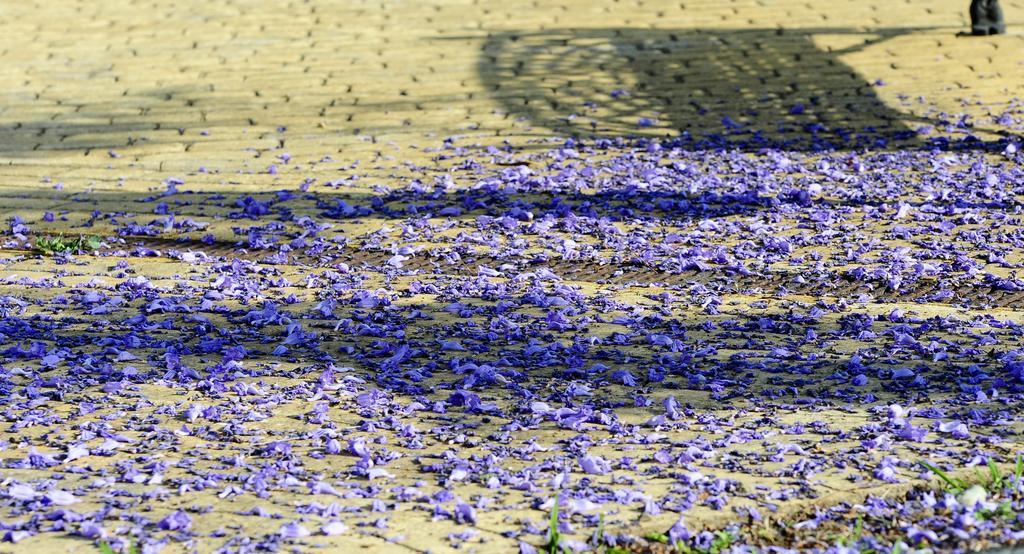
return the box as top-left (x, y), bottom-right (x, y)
top-left (1, 1), bottom-right (1023, 552)
top-left (1, 0), bottom-right (1022, 183)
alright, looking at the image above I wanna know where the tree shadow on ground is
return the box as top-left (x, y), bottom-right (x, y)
top-left (0, 277), bottom-right (1011, 410)
top-left (475, 26), bottom-right (1010, 151)
top-left (0, 85), bottom-right (268, 158)
top-left (2, 26), bottom-right (1015, 161)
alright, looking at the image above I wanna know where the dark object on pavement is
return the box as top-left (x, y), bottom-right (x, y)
top-left (971, 0), bottom-right (1006, 35)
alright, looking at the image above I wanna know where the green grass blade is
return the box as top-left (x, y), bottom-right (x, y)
top-left (1014, 453), bottom-right (1023, 489)
top-left (989, 459), bottom-right (1003, 490)
top-left (547, 498), bottom-right (560, 554)
top-left (920, 461), bottom-right (965, 492)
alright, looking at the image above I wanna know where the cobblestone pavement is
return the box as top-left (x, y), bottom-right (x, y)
top-left (1, 1), bottom-right (1024, 553)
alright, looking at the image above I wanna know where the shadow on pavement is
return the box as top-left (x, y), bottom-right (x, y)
top-left (475, 26), bottom-right (1003, 151)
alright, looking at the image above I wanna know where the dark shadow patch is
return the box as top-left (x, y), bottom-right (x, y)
top-left (476, 27), bottom-right (952, 150)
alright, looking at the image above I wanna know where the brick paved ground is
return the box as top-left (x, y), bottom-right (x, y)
top-left (2, 0), bottom-right (1022, 181)
top-left (1, 1), bottom-right (1024, 552)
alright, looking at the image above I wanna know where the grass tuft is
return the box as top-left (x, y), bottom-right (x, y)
top-left (97, 541), bottom-right (137, 554)
top-left (35, 234), bottom-right (102, 255)
top-left (675, 530), bottom-right (737, 554)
